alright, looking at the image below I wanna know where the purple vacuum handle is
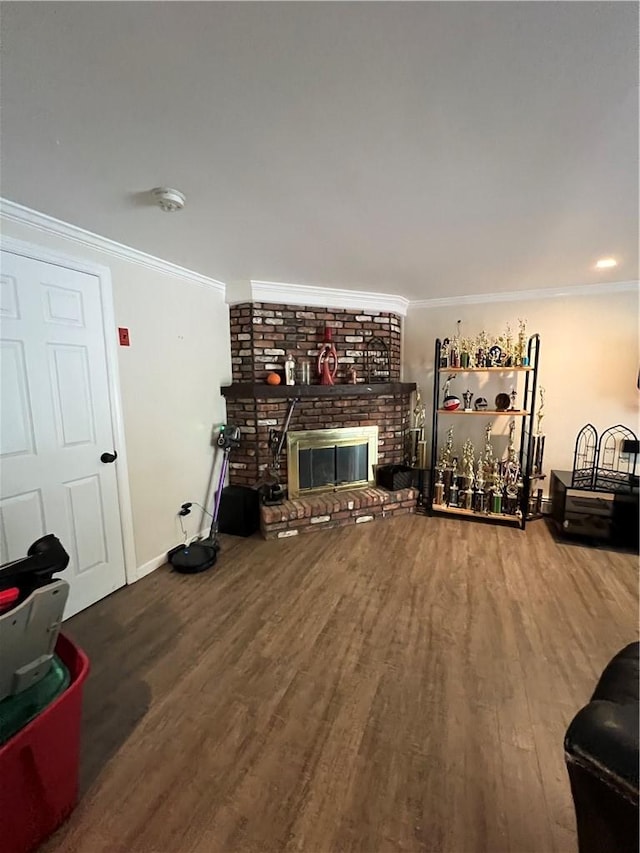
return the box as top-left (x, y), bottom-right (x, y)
top-left (211, 449), bottom-right (230, 526)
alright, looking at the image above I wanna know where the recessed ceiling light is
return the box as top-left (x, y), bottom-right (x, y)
top-left (595, 257), bottom-right (617, 269)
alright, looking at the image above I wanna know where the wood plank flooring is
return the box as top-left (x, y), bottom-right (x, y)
top-left (43, 516), bottom-right (638, 853)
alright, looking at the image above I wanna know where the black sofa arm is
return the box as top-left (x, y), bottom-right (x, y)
top-left (565, 700), bottom-right (639, 799)
top-left (564, 642), bottom-right (639, 853)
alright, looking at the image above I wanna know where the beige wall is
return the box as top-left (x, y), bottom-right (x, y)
top-left (4, 206), bottom-right (636, 566)
top-left (1, 215), bottom-right (231, 569)
top-left (404, 289), bottom-right (639, 490)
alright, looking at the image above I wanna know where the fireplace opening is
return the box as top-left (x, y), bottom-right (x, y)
top-left (287, 426), bottom-right (378, 498)
top-left (299, 443), bottom-right (369, 491)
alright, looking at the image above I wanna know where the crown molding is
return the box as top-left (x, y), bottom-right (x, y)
top-left (4, 197), bottom-right (634, 312)
top-left (0, 198), bottom-right (226, 295)
top-left (410, 280), bottom-right (639, 308)
top-left (242, 279), bottom-right (409, 316)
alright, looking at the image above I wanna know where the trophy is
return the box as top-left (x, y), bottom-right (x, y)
top-left (460, 336), bottom-right (473, 369)
top-left (516, 318), bottom-right (528, 366)
top-left (491, 462), bottom-right (504, 514)
top-left (440, 338), bottom-right (451, 368)
top-left (536, 386), bottom-right (545, 435)
top-left (462, 440), bottom-right (475, 510)
top-left (502, 323), bottom-right (514, 367)
top-left (507, 419), bottom-right (517, 462)
top-left (439, 426), bottom-right (454, 503)
top-left (462, 486), bottom-right (473, 511)
top-left (433, 464), bottom-right (445, 505)
top-left (516, 472), bottom-right (525, 518)
top-left (473, 457), bottom-right (486, 513)
top-left (462, 389), bottom-right (474, 412)
top-left (406, 431), bottom-right (418, 466)
top-left (483, 421), bottom-right (494, 476)
top-left (448, 457), bottom-right (459, 507)
top-left (462, 438), bottom-right (474, 476)
top-left (476, 329), bottom-right (489, 368)
top-left (450, 339), bottom-right (460, 368)
top-left (409, 387), bottom-right (426, 467)
top-left (532, 386), bottom-right (546, 475)
top-left (439, 426), bottom-right (454, 467)
top-left (504, 483), bottom-right (518, 515)
top-left (450, 320), bottom-right (462, 368)
top-left (501, 421), bottom-right (520, 514)
top-left (463, 446), bottom-right (474, 509)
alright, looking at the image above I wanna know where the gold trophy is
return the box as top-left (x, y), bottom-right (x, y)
top-left (462, 439), bottom-right (475, 510)
top-left (438, 426), bottom-right (454, 504)
top-left (491, 462), bottom-right (504, 514)
top-left (515, 318), bottom-right (528, 366)
top-left (474, 456), bottom-right (486, 513)
top-left (410, 387), bottom-right (426, 467)
top-left (433, 462), bottom-right (445, 506)
top-left (532, 386), bottom-right (546, 475)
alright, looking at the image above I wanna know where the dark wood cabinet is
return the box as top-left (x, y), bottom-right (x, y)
top-left (550, 469), bottom-right (639, 550)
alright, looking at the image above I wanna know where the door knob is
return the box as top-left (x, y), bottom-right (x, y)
top-left (100, 451), bottom-right (118, 464)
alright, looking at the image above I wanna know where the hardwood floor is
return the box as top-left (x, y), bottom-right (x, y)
top-left (43, 516), bottom-right (638, 853)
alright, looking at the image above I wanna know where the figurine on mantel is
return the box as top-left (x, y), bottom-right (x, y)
top-left (317, 327), bottom-right (338, 385)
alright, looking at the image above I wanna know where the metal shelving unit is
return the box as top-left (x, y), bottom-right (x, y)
top-left (428, 335), bottom-right (541, 530)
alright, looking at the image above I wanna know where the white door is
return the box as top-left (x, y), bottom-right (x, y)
top-left (0, 251), bottom-right (126, 617)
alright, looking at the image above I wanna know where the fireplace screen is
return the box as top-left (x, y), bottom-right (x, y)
top-left (287, 426), bottom-right (378, 498)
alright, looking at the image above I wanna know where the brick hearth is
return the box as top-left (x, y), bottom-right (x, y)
top-left (260, 486), bottom-right (417, 539)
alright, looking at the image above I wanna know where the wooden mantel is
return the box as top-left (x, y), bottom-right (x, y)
top-left (221, 382), bottom-right (416, 400)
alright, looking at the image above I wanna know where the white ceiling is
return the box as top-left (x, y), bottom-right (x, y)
top-left (1, 2), bottom-right (637, 301)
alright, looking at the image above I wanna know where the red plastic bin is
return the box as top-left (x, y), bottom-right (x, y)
top-left (0, 633), bottom-right (90, 853)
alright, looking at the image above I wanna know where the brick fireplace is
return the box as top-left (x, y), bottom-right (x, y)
top-left (222, 301), bottom-right (417, 537)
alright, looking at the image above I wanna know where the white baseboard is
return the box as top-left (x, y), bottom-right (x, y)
top-left (132, 527), bottom-right (209, 583)
top-left (133, 551), bottom-right (169, 583)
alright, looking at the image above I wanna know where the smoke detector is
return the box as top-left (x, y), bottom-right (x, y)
top-left (151, 187), bottom-right (186, 212)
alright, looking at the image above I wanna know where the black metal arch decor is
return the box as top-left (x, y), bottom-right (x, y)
top-left (571, 423), bottom-right (639, 493)
top-left (572, 424), bottom-right (598, 489)
top-left (363, 336), bottom-right (390, 383)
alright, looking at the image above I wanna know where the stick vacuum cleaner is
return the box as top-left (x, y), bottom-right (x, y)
top-left (168, 424), bottom-right (241, 574)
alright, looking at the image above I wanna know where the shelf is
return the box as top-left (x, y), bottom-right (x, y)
top-left (431, 505), bottom-right (522, 525)
top-left (438, 367), bottom-right (534, 373)
top-left (221, 381), bottom-right (416, 400)
top-left (437, 409), bottom-right (530, 416)
top-left (431, 334), bottom-right (541, 532)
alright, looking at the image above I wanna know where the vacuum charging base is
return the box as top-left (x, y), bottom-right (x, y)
top-left (168, 542), bottom-right (217, 574)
